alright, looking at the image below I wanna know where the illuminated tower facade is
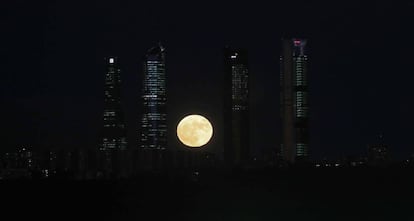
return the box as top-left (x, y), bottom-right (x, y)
top-left (101, 57), bottom-right (127, 151)
top-left (280, 39), bottom-right (309, 163)
top-left (224, 47), bottom-right (250, 166)
top-left (141, 44), bottom-right (167, 150)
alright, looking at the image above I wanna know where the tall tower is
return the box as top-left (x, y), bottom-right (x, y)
top-left (224, 47), bottom-right (250, 167)
top-left (140, 44), bottom-right (167, 150)
top-left (101, 57), bottom-right (127, 151)
top-left (280, 39), bottom-right (309, 163)
top-left (99, 57), bottom-right (127, 178)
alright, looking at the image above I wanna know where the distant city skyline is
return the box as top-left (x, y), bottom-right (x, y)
top-left (3, 3), bottom-right (414, 220)
top-left (2, 1), bottom-right (414, 161)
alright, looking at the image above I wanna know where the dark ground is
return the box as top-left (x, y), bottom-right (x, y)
top-left (2, 168), bottom-right (414, 220)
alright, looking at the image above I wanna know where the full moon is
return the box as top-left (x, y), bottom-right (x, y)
top-left (177, 114), bottom-right (213, 147)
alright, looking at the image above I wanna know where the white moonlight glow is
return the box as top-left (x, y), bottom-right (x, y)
top-left (177, 114), bottom-right (213, 147)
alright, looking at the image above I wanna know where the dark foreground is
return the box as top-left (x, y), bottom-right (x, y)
top-left (1, 168), bottom-right (414, 220)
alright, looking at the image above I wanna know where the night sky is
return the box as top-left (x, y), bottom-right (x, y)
top-left (2, 0), bottom-right (414, 160)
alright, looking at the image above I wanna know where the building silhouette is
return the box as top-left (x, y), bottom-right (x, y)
top-left (223, 47), bottom-right (250, 167)
top-left (367, 134), bottom-right (389, 167)
top-left (280, 39), bottom-right (309, 163)
top-left (101, 57), bottom-right (127, 151)
top-left (141, 43), bottom-right (167, 149)
top-left (100, 57), bottom-right (127, 177)
top-left (140, 43), bottom-right (167, 170)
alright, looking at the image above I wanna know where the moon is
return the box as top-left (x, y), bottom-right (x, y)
top-left (177, 114), bottom-right (213, 147)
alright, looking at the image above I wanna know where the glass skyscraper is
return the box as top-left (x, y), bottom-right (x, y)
top-left (280, 39), bottom-right (309, 163)
top-left (140, 44), bottom-right (167, 150)
top-left (224, 47), bottom-right (250, 166)
top-left (101, 57), bottom-right (127, 151)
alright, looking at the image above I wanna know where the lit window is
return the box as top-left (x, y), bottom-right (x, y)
top-left (296, 143), bottom-right (308, 156)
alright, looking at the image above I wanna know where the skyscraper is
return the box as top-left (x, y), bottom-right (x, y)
top-left (101, 57), bottom-right (127, 151)
top-left (140, 44), bottom-right (167, 150)
top-left (224, 47), bottom-right (250, 167)
top-left (280, 39), bottom-right (309, 163)
top-left (100, 57), bottom-right (127, 178)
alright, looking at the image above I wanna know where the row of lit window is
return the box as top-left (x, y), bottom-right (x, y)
top-left (143, 81), bottom-right (165, 85)
top-left (146, 67), bottom-right (165, 71)
top-left (103, 111), bottom-right (116, 117)
top-left (146, 70), bottom-right (165, 74)
top-left (296, 143), bottom-right (308, 156)
top-left (295, 91), bottom-right (308, 117)
top-left (141, 123), bottom-right (167, 127)
top-left (143, 99), bottom-right (166, 103)
top-left (104, 123), bottom-right (125, 128)
top-left (147, 61), bottom-right (162, 64)
top-left (142, 91), bottom-right (166, 95)
top-left (144, 74), bottom-right (165, 77)
top-left (296, 107), bottom-right (308, 117)
top-left (142, 103), bottom-right (166, 108)
top-left (142, 116), bottom-right (166, 121)
top-left (143, 84), bottom-right (166, 88)
top-left (143, 90), bottom-right (165, 94)
top-left (233, 105), bottom-right (247, 111)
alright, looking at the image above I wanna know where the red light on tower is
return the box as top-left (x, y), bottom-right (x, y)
top-left (294, 40), bottom-right (301, 46)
